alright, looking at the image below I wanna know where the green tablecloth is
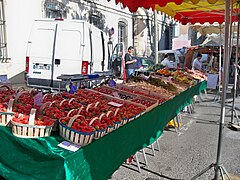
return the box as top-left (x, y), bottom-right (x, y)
top-left (0, 81), bottom-right (207, 180)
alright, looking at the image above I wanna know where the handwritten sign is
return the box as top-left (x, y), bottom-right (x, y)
top-left (108, 101), bottom-right (123, 107)
top-left (34, 92), bottom-right (43, 106)
top-left (58, 141), bottom-right (81, 152)
top-left (113, 92), bottom-right (120, 98)
top-left (0, 74), bottom-right (9, 83)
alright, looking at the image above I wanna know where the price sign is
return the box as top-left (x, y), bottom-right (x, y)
top-left (34, 92), bottom-right (43, 106)
top-left (113, 92), bottom-right (120, 98)
top-left (108, 101), bottom-right (123, 107)
top-left (58, 141), bottom-right (81, 152)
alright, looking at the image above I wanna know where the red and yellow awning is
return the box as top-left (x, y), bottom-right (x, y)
top-left (113, 0), bottom-right (239, 24)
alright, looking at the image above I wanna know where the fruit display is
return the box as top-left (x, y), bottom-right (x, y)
top-left (115, 84), bottom-right (166, 104)
top-left (157, 69), bottom-right (172, 76)
top-left (59, 115), bottom-right (95, 133)
top-left (74, 89), bottom-right (108, 105)
top-left (0, 85), bottom-right (16, 103)
top-left (129, 76), bottom-right (178, 95)
top-left (127, 81), bottom-right (175, 99)
top-left (171, 70), bottom-right (195, 86)
top-left (1, 73), bottom-right (204, 145)
top-left (94, 86), bottom-right (136, 100)
top-left (13, 91), bottom-right (41, 115)
top-left (59, 115), bottom-right (96, 146)
top-left (12, 113), bottom-right (54, 126)
top-left (11, 109), bottom-right (55, 138)
top-left (184, 67), bottom-right (208, 81)
top-left (148, 76), bottom-right (178, 94)
top-left (0, 103), bottom-right (6, 112)
top-left (93, 85), bottom-right (159, 111)
top-left (131, 98), bottom-right (155, 107)
top-left (151, 75), bottom-right (188, 92)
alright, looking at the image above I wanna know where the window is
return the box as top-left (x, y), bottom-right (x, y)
top-left (90, 14), bottom-right (102, 29)
top-left (118, 20), bottom-right (128, 50)
top-left (44, 1), bottom-right (67, 18)
top-left (89, 10), bottom-right (105, 30)
top-left (173, 23), bottom-right (180, 38)
top-left (0, 0), bottom-right (8, 62)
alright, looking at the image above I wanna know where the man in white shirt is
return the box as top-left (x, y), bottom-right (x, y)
top-left (161, 54), bottom-right (174, 68)
top-left (192, 54), bottom-right (203, 71)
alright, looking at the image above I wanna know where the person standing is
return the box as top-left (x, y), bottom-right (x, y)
top-left (124, 46), bottom-right (137, 78)
top-left (192, 53), bottom-right (203, 71)
top-left (160, 54), bottom-right (174, 68)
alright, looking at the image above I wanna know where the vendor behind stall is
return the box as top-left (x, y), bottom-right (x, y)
top-left (160, 54), bottom-right (174, 69)
top-left (192, 53), bottom-right (203, 71)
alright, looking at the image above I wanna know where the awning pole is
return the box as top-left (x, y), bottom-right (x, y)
top-left (230, 3), bottom-right (240, 124)
top-left (154, 10), bottom-right (158, 65)
top-left (219, 26), bottom-right (222, 92)
top-left (215, 0), bottom-right (231, 179)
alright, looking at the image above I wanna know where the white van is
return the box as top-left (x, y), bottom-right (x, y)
top-left (158, 50), bottom-right (183, 68)
top-left (25, 19), bottom-right (109, 88)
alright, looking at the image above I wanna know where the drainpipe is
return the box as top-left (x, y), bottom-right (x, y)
top-left (132, 12), bottom-right (136, 49)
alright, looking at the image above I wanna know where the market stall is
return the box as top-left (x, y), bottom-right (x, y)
top-left (0, 80), bottom-right (207, 180)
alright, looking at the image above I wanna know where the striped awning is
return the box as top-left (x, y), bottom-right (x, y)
top-left (113, 0), bottom-right (239, 24)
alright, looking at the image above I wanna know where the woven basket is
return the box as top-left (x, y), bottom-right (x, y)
top-left (106, 110), bottom-right (121, 130)
top-left (113, 122), bottom-right (121, 129)
top-left (11, 109), bottom-right (54, 138)
top-left (90, 117), bottom-right (106, 139)
top-left (106, 126), bottom-right (114, 134)
top-left (59, 115), bottom-right (95, 146)
top-left (121, 116), bottom-right (134, 125)
top-left (0, 99), bottom-right (14, 126)
top-left (39, 102), bottom-right (59, 131)
top-left (99, 113), bottom-right (114, 134)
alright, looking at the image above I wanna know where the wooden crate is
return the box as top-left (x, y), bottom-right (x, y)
top-left (115, 83), bottom-right (167, 104)
top-left (101, 85), bottom-right (158, 112)
top-left (94, 85), bottom-right (138, 101)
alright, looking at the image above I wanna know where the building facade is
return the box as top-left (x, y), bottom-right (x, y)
top-left (0, 0), bottom-right (189, 83)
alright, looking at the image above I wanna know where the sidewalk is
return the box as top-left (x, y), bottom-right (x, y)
top-left (111, 91), bottom-right (240, 179)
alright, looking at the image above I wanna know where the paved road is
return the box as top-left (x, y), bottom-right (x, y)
top-left (111, 91), bottom-right (240, 180)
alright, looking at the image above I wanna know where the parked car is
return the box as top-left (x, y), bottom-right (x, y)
top-left (158, 50), bottom-right (182, 68)
top-left (135, 56), bottom-right (154, 70)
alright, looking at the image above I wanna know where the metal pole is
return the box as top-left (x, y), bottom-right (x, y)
top-left (219, 26), bottom-right (222, 93)
top-left (215, 0), bottom-right (230, 179)
top-left (154, 10), bottom-right (158, 65)
top-left (231, 16), bottom-right (240, 124)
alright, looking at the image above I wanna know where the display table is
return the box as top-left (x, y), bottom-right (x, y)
top-left (0, 81), bottom-right (207, 180)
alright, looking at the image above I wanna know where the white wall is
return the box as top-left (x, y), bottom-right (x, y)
top-left (66, 0), bottom-right (133, 50)
top-left (1, 0), bottom-right (43, 83)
